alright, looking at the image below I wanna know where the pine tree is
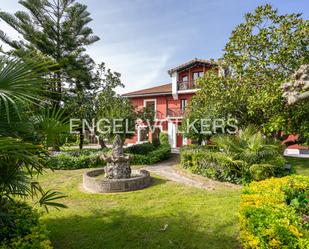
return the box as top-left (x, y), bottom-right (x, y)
top-left (0, 0), bottom-right (100, 104)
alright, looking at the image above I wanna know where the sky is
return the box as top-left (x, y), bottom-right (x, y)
top-left (0, 0), bottom-right (308, 94)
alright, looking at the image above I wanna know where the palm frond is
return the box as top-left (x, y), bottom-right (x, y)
top-left (32, 106), bottom-right (70, 149)
top-left (38, 190), bottom-right (68, 212)
top-left (0, 56), bottom-right (53, 122)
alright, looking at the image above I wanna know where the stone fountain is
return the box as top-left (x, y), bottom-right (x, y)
top-left (83, 135), bottom-right (151, 193)
top-left (103, 134), bottom-right (131, 179)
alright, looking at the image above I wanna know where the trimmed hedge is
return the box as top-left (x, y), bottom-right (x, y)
top-left (47, 142), bottom-right (171, 169)
top-left (0, 200), bottom-right (52, 249)
top-left (46, 149), bottom-right (107, 170)
top-left (130, 144), bottom-right (171, 165)
top-left (124, 142), bottom-right (156, 155)
top-left (240, 175), bottom-right (309, 249)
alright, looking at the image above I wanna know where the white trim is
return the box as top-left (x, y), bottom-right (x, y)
top-left (178, 89), bottom-right (199, 94)
top-left (167, 116), bottom-right (184, 120)
top-left (123, 93), bottom-right (171, 98)
top-left (143, 99), bottom-right (157, 111)
top-left (172, 72), bottom-right (178, 100)
top-left (168, 121), bottom-right (177, 148)
top-left (144, 99), bottom-right (157, 119)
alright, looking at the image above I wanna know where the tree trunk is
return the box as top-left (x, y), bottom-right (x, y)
top-left (79, 129), bottom-right (84, 150)
top-left (99, 138), bottom-right (106, 149)
top-left (198, 136), bottom-right (203, 145)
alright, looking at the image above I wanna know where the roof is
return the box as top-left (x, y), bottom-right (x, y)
top-left (168, 58), bottom-right (217, 76)
top-left (122, 83), bottom-right (172, 97)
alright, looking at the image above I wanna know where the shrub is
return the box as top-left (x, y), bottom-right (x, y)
top-left (130, 144), bottom-right (171, 165)
top-left (47, 142), bottom-right (171, 169)
top-left (180, 145), bottom-right (243, 183)
top-left (240, 175), bottom-right (309, 249)
top-left (159, 132), bottom-right (169, 145)
top-left (124, 143), bottom-right (156, 155)
top-left (0, 200), bottom-right (52, 249)
top-left (180, 126), bottom-right (288, 183)
top-left (46, 149), bottom-right (107, 169)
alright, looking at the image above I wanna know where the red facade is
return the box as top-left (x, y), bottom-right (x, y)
top-left (123, 59), bottom-right (218, 148)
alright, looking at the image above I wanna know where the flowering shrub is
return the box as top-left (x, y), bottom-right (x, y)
top-left (0, 200), bottom-right (52, 249)
top-left (240, 175), bottom-right (309, 249)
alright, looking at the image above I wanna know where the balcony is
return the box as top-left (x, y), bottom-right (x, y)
top-left (177, 80), bottom-right (196, 90)
top-left (167, 108), bottom-right (185, 117)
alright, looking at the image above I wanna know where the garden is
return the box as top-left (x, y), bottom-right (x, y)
top-left (0, 1), bottom-right (308, 249)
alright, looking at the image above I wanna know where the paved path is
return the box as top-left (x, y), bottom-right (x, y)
top-left (144, 154), bottom-right (239, 190)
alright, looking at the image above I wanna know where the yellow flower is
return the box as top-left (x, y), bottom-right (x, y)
top-left (288, 225), bottom-right (302, 238)
top-left (269, 239), bottom-right (281, 248)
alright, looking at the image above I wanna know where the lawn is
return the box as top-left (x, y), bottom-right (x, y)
top-left (35, 157), bottom-right (309, 249)
top-left (285, 156), bottom-right (309, 176)
top-left (36, 169), bottom-right (240, 249)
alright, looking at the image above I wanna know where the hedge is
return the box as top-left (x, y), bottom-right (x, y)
top-left (46, 149), bottom-right (106, 170)
top-left (124, 142), bottom-right (156, 155)
top-left (47, 143), bottom-right (171, 169)
top-left (0, 200), bottom-right (52, 249)
top-left (240, 175), bottom-right (309, 249)
top-left (130, 144), bottom-right (171, 165)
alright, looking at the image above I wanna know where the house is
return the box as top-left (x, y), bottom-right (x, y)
top-left (123, 58), bottom-right (218, 148)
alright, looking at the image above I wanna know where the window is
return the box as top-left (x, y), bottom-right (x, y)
top-left (144, 99), bottom-right (156, 119)
top-left (192, 71), bottom-right (204, 81)
top-left (138, 126), bottom-right (148, 143)
top-left (144, 100), bottom-right (156, 112)
top-left (182, 75), bottom-right (188, 82)
top-left (181, 99), bottom-right (187, 112)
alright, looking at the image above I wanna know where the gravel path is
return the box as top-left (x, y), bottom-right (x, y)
top-left (144, 154), bottom-right (240, 190)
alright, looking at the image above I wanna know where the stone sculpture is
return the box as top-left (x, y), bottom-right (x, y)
top-left (102, 135), bottom-right (131, 179)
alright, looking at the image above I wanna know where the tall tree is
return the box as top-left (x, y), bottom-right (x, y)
top-left (222, 4), bottom-right (308, 135)
top-left (183, 4), bottom-right (309, 143)
top-left (67, 62), bottom-right (124, 149)
top-left (0, 0), bottom-right (99, 104)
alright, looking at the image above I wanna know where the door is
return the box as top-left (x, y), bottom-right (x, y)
top-left (176, 133), bottom-right (183, 147)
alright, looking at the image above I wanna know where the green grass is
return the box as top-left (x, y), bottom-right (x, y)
top-left (36, 169), bottom-right (240, 249)
top-left (285, 156), bottom-right (309, 176)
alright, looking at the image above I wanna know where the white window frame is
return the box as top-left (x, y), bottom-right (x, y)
top-left (143, 99), bottom-right (157, 119)
top-left (137, 125), bottom-right (148, 144)
top-left (143, 99), bottom-right (157, 111)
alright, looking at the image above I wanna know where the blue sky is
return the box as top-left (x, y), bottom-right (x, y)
top-left (0, 0), bottom-right (308, 93)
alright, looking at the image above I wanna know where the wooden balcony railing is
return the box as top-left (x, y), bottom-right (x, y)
top-left (177, 81), bottom-right (196, 90)
top-left (167, 108), bottom-right (185, 117)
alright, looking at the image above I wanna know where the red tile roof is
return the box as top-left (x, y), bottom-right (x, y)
top-left (168, 58), bottom-right (217, 75)
top-left (122, 83), bottom-right (172, 97)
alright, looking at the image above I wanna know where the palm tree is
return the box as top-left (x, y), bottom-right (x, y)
top-left (212, 125), bottom-right (286, 182)
top-left (0, 57), bottom-right (67, 219)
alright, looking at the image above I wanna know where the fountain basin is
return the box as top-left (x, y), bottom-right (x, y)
top-left (83, 169), bottom-right (151, 193)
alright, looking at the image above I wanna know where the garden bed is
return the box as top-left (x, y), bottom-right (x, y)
top-left (240, 175), bottom-right (309, 248)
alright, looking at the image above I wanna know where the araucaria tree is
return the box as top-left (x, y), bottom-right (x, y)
top-left (184, 4), bottom-right (309, 143)
top-left (0, 0), bottom-right (99, 104)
